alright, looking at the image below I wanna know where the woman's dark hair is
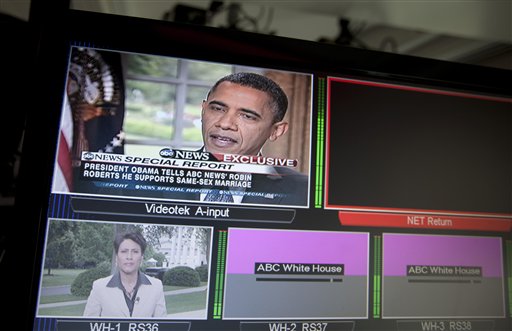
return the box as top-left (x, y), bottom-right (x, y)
top-left (113, 231), bottom-right (147, 254)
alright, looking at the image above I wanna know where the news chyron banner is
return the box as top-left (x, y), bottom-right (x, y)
top-left (60, 149), bottom-right (309, 208)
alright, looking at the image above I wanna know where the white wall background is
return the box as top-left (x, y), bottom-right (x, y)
top-left (2, 1), bottom-right (510, 42)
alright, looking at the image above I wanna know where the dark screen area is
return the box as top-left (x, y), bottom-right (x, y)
top-left (326, 78), bottom-right (512, 214)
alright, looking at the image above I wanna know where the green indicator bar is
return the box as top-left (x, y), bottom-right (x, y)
top-left (373, 235), bottom-right (382, 318)
top-left (506, 240), bottom-right (511, 317)
top-left (213, 231), bottom-right (228, 319)
top-left (315, 78), bottom-right (326, 208)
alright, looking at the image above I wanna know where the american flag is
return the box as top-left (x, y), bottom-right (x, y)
top-left (54, 95), bottom-right (74, 192)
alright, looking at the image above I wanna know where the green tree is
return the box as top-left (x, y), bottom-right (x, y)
top-left (73, 222), bottom-right (115, 269)
top-left (151, 251), bottom-right (167, 267)
top-left (125, 54), bottom-right (178, 78)
top-left (44, 220), bottom-right (77, 275)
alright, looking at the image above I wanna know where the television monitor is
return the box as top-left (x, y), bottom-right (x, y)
top-left (18, 9), bottom-right (511, 331)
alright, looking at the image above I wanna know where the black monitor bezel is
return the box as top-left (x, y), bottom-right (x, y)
top-left (17, 8), bottom-right (511, 330)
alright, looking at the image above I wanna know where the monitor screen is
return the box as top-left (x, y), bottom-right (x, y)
top-left (19, 9), bottom-right (511, 331)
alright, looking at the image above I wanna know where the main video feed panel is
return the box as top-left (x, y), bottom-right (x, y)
top-left (325, 76), bottom-right (512, 217)
top-left (52, 46), bottom-right (312, 209)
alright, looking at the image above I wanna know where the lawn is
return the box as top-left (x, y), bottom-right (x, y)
top-left (38, 269), bottom-right (208, 317)
top-left (41, 269), bottom-right (85, 287)
top-left (37, 290), bottom-right (207, 317)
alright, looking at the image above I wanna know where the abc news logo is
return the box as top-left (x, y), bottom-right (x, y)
top-left (159, 148), bottom-right (215, 161)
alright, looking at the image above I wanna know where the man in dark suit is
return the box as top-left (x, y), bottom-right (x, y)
top-left (93, 72), bottom-right (309, 206)
top-left (195, 72), bottom-right (308, 206)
